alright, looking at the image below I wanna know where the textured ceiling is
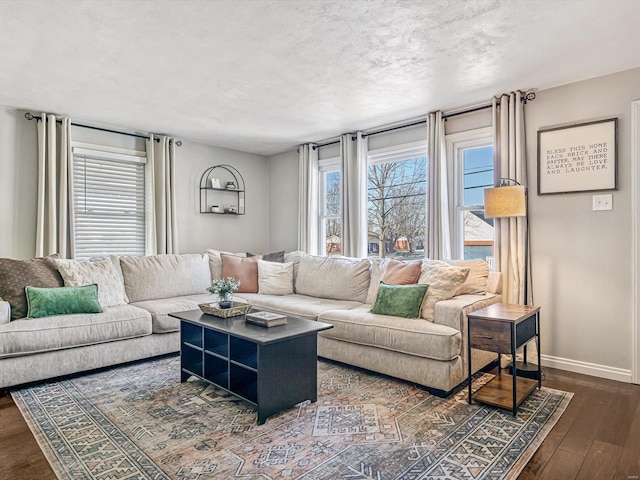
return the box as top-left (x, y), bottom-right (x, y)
top-left (1, 0), bottom-right (640, 155)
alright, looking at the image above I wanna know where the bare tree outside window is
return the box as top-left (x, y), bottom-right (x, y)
top-left (367, 157), bottom-right (426, 259)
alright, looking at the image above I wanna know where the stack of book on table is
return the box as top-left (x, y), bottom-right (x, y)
top-left (245, 311), bottom-right (288, 327)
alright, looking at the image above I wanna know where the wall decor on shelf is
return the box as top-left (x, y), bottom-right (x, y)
top-left (199, 164), bottom-right (245, 215)
top-left (537, 117), bottom-right (617, 195)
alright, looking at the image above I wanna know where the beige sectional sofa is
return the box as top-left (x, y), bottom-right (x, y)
top-left (0, 251), bottom-right (501, 396)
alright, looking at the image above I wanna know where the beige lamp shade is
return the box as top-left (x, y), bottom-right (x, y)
top-left (484, 185), bottom-right (526, 218)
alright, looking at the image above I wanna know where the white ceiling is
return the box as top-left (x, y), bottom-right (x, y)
top-left (1, 0), bottom-right (640, 156)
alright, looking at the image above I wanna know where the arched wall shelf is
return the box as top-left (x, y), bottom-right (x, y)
top-left (199, 164), bottom-right (246, 215)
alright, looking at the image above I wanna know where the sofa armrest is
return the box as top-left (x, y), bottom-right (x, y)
top-left (433, 293), bottom-right (502, 333)
top-left (487, 272), bottom-right (502, 294)
top-left (0, 300), bottom-right (10, 325)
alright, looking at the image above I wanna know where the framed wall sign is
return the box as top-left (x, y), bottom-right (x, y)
top-left (537, 118), bottom-right (617, 195)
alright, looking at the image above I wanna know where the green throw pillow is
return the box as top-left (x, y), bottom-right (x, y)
top-left (370, 282), bottom-right (429, 319)
top-left (25, 284), bottom-right (102, 318)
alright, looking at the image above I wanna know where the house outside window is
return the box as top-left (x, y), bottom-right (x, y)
top-left (447, 127), bottom-right (495, 262)
top-left (367, 141), bottom-right (427, 259)
top-left (318, 157), bottom-right (341, 255)
top-left (71, 143), bottom-right (147, 259)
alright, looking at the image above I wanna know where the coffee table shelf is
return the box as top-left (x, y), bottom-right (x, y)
top-left (171, 309), bottom-right (332, 424)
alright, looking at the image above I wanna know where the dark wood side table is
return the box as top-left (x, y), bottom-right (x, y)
top-left (467, 303), bottom-right (541, 416)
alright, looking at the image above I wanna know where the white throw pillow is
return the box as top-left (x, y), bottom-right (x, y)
top-left (418, 259), bottom-right (470, 321)
top-left (258, 260), bottom-right (294, 296)
top-left (56, 258), bottom-right (127, 308)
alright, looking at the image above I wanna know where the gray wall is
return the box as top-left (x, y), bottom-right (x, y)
top-left (267, 150), bottom-right (299, 253)
top-left (0, 105), bottom-right (270, 259)
top-left (526, 67), bottom-right (640, 379)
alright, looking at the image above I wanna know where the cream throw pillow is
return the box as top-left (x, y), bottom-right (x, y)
top-left (418, 259), bottom-right (470, 321)
top-left (258, 260), bottom-right (294, 295)
top-left (444, 259), bottom-right (490, 295)
top-left (56, 258), bottom-right (127, 308)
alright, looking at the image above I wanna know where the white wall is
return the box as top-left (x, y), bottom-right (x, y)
top-left (526, 67), bottom-right (640, 381)
top-left (0, 105), bottom-right (270, 259)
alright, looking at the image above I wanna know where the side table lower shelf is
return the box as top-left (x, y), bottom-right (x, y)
top-left (472, 373), bottom-right (539, 411)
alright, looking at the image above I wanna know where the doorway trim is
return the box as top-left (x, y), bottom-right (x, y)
top-left (632, 100), bottom-right (640, 384)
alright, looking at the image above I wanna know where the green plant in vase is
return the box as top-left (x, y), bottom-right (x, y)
top-left (207, 277), bottom-right (240, 309)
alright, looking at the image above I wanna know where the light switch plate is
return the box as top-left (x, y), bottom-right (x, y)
top-left (592, 194), bottom-right (613, 211)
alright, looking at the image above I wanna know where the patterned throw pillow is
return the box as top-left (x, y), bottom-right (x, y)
top-left (418, 259), bottom-right (470, 321)
top-left (444, 259), bottom-right (490, 295)
top-left (0, 254), bottom-right (63, 320)
top-left (56, 258), bottom-right (127, 308)
top-left (26, 284), bottom-right (102, 318)
top-left (371, 282), bottom-right (429, 319)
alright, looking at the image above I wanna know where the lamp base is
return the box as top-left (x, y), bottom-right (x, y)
top-left (509, 361), bottom-right (541, 380)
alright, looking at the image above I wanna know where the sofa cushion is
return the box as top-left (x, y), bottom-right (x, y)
top-left (205, 249), bottom-right (246, 280)
top-left (221, 253), bottom-right (263, 293)
top-left (26, 285), bottom-right (102, 318)
top-left (444, 259), bottom-right (490, 295)
top-left (120, 254), bottom-right (211, 302)
top-left (258, 260), bottom-right (294, 295)
top-left (57, 258), bottom-right (127, 307)
top-left (0, 304), bottom-right (152, 358)
top-left (371, 282), bottom-right (428, 319)
top-left (0, 254), bottom-right (64, 320)
top-left (233, 293), bottom-right (362, 321)
top-left (318, 305), bottom-right (462, 362)
top-left (295, 254), bottom-right (370, 303)
top-left (131, 293), bottom-right (215, 333)
top-left (418, 259), bottom-right (470, 321)
top-left (284, 251), bottom-right (304, 289)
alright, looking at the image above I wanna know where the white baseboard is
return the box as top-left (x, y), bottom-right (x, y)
top-left (540, 354), bottom-right (633, 383)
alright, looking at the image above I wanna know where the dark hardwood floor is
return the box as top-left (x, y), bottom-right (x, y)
top-left (0, 366), bottom-right (639, 480)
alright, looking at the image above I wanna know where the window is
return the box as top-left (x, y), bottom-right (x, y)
top-left (318, 157), bottom-right (341, 255)
top-left (447, 127), bottom-right (494, 261)
top-left (72, 144), bottom-right (147, 259)
top-left (367, 141), bottom-right (427, 259)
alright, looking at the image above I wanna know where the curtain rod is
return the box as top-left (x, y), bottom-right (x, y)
top-left (23, 112), bottom-right (183, 146)
top-left (312, 139), bottom-right (340, 150)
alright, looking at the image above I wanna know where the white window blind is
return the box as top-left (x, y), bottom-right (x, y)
top-left (72, 146), bottom-right (146, 259)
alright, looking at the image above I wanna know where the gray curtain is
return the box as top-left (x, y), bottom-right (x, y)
top-left (426, 111), bottom-right (452, 259)
top-left (146, 135), bottom-right (179, 255)
top-left (297, 143), bottom-right (319, 254)
top-left (340, 132), bottom-right (368, 258)
top-left (493, 92), bottom-right (527, 304)
top-left (35, 114), bottom-right (73, 258)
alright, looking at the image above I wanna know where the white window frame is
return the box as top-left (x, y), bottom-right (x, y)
top-left (71, 142), bottom-right (148, 259)
top-left (446, 127), bottom-right (493, 259)
top-left (318, 156), bottom-right (341, 256)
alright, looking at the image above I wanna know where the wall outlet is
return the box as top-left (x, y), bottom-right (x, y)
top-left (592, 194), bottom-right (613, 211)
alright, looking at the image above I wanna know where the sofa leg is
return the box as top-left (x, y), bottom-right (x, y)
top-left (0, 388), bottom-right (8, 397)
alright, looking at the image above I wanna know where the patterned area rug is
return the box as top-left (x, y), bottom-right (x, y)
top-left (12, 355), bottom-right (571, 480)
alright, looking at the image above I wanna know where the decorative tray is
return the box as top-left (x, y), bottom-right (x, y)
top-left (199, 301), bottom-right (252, 318)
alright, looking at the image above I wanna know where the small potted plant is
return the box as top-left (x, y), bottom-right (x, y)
top-left (208, 277), bottom-right (241, 309)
